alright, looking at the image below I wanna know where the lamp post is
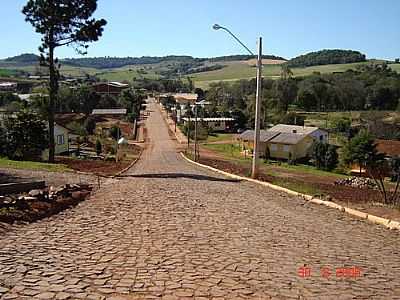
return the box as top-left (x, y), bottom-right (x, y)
top-left (213, 24), bottom-right (263, 178)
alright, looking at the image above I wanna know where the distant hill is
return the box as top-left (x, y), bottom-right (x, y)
top-left (209, 54), bottom-right (286, 62)
top-left (286, 49), bottom-right (367, 68)
top-left (4, 53), bottom-right (40, 65)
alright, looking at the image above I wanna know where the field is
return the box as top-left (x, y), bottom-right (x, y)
top-left (191, 61), bottom-right (386, 89)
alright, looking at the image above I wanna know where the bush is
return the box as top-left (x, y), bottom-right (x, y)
top-left (110, 126), bottom-right (121, 140)
top-left (4, 110), bottom-right (48, 160)
top-left (312, 141), bottom-right (338, 171)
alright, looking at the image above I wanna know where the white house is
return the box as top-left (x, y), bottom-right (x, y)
top-left (41, 123), bottom-right (70, 160)
top-left (269, 124), bottom-right (328, 143)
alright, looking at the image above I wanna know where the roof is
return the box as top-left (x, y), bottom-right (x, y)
top-left (0, 82), bottom-right (17, 87)
top-left (270, 133), bottom-right (309, 145)
top-left (239, 130), bottom-right (280, 142)
top-left (92, 109), bottom-right (127, 115)
top-left (94, 82), bottom-right (129, 88)
top-left (182, 117), bottom-right (235, 122)
top-left (174, 93), bottom-right (198, 102)
top-left (376, 139), bottom-right (400, 157)
top-left (269, 124), bottom-right (322, 135)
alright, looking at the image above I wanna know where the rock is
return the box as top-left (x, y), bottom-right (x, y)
top-left (71, 191), bottom-right (85, 201)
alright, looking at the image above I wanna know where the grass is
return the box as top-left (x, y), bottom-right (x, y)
top-left (271, 178), bottom-right (324, 196)
top-left (0, 157), bottom-right (70, 172)
top-left (191, 61), bottom-right (388, 89)
top-left (205, 133), bottom-right (236, 143)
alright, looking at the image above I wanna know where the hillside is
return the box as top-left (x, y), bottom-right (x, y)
top-left (286, 49), bottom-right (367, 68)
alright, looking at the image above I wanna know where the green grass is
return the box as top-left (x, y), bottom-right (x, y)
top-left (205, 133), bottom-right (236, 143)
top-left (271, 178), bottom-right (324, 196)
top-left (390, 64), bottom-right (400, 72)
top-left (266, 161), bottom-right (347, 179)
top-left (0, 158), bottom-right (70, 172)
top-left (191, 61), bottom-right (382, 89)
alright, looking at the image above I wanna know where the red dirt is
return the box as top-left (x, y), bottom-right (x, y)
top-left (56, 157), bottom-right (131, 177)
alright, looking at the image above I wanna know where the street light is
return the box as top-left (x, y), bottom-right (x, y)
top-left (213, 24), bottom-right (263, 179)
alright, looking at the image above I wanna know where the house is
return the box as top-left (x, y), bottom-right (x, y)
top-left (238, 124), bottom-right (326, 160)
top-left (269, 124), bottom-right (328, 143)
top-left (92, 82), bottom-right (129, 95)
top-left (182, 117), bottom-right (235, 132)
top-left (239, 130), bottom-right (280, 156)
top-left (268, 133), bottom-right (314, 160)
top-left (41, 123), bottom-right (70, 160)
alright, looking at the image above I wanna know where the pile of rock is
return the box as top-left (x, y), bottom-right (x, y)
top-left (0, 184), bottom-right (92, 210)
top-left (334, 177), bottom-right (377, 189)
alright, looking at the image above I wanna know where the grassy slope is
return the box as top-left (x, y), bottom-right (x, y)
top-left (0, 158), bottom-right (70, 172)
top-left (191, 61), bottom-right (377, 89)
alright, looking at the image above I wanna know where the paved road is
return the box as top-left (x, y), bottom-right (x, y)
top-left (1, 100), bottom-right (400, 300)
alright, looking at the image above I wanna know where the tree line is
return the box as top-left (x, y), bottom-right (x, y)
top-left (286, 49), bottom-right (367, 68)
top-left (203, 62), bottom-right (400, 129)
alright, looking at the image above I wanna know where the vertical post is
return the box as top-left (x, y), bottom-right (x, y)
top-left (251, 37), bottom-right (263, 179)
top-left (187, 104), bottom-right (191, 152)
top-left (194, 105), bottom-right (199, 161)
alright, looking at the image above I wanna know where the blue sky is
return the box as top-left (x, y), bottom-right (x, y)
top-left (1, 0), bottom-right (399, 60)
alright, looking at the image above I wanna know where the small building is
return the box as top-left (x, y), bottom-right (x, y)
top-left (173, 93), bottom-right (198, 105)
top-left (41, 123), bottom-right (70, 160)
top-left (269, 124), bottom-right (328, 143)
top-left (0, 82), bottom-right (18, 92)
top-left (238, 124), bottom-right (325, 160)
top-left (182, 117), bottom-right (235, 132)
top-left (92, 82), bottom-right (129, 95)
top-left (268, 133), bottom-right (314, 160)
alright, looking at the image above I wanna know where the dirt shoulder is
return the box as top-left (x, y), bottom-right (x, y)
top-left (197, 146), bottom-right (400, 223)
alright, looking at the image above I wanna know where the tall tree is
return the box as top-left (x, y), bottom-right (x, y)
top-left (23, 0), bottom-right (106, 162)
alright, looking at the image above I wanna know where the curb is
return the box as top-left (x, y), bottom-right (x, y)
top-left (180, 152), bottom-right (400, 231)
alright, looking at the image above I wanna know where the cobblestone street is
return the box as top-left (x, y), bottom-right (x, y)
top-left (1, 100), bottom-right (400, 299)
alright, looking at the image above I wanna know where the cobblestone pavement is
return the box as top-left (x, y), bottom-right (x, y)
top-left (1, 100), bottom-right (400, 300)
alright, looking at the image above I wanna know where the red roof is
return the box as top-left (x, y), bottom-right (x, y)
top-left (376, 139), bottom-right (400, 157)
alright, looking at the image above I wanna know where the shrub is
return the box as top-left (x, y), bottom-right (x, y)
top-left (312, 141), bottom-right (338, 171)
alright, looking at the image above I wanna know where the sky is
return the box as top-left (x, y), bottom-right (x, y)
top-left (1, 0), bottom-right (399, 60)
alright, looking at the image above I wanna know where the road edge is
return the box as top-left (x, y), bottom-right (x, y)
top-left (180, 152), bottom-right (400, 231)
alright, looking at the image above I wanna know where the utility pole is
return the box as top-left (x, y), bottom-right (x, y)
top-left (213, 24), bottom-right (264, 179)
top-left (194, 104), bottom-right (199, 161)
top-left (251, 37), bottom-right (263, 179)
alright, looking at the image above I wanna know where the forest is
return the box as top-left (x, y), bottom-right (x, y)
top-left (286, 49), bottom-right (367, 68)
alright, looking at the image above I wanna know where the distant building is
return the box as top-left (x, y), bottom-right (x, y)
top-left (92, 82), bottom-right (129, 95)
top-left (182, 117), bottom-right (235, 132)
top-left (0, 82), bottom-right (18, 92)
top-left (91, 108), bottom-right (127, 117)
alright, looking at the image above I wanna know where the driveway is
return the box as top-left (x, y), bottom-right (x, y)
top-left (1, 99), bottom-right (399, 299)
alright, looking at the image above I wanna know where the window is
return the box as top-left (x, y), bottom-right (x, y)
top-left (283, 145), bottom-right (290, 152)
top-left (319, 135), bottom-right (324, 141)
top-left (271, 144), bottom-right (278, 151)
top-left (57, 134), bottom-right (65, 145)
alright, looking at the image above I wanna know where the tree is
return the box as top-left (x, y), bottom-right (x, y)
top-left (23, 0), bottom-right (107, 162)
top-left (4, 110), bottom-right (48, 160)
top-left (110, 126), bottom-right (121, 140)
top-left (342, 130), bottom-right (380, 175)
top-left (312, 142), bottom-right (338, 171)
top-left (84, 117), bottom-right (96, 135)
